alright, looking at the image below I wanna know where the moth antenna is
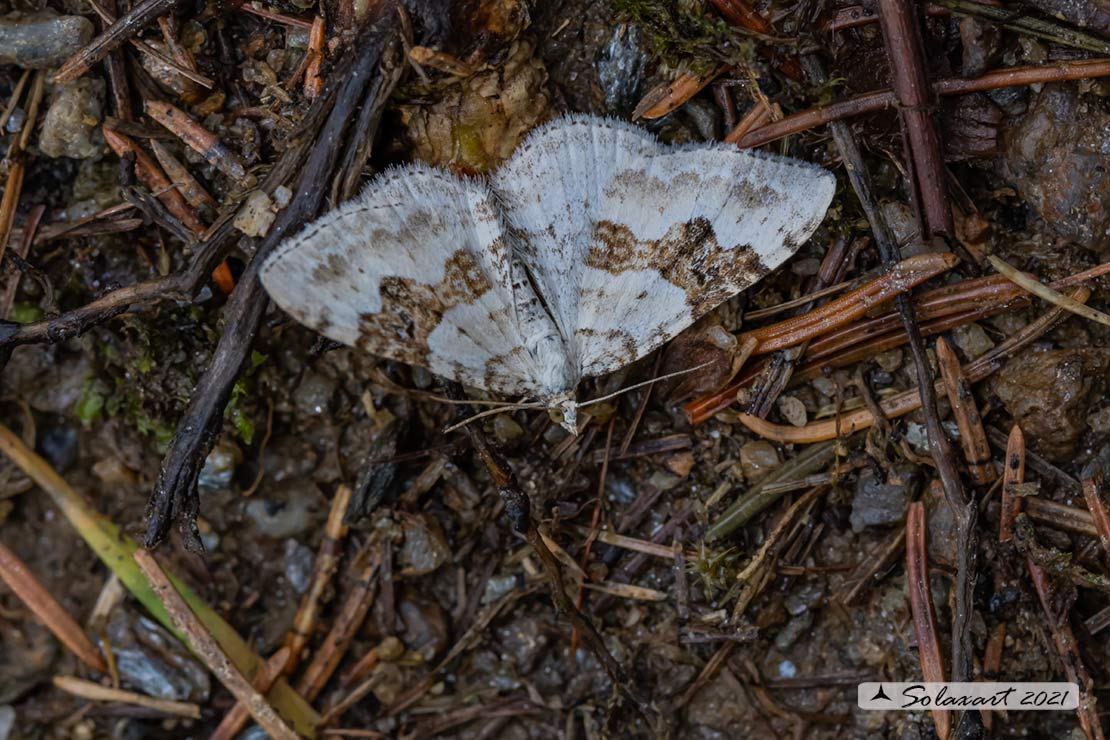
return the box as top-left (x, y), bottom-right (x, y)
top-left (443, 401), bottom-right (544, 434)
top-left (578, 361), bottom-right (717, 408)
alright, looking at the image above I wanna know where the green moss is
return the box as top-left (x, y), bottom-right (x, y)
top-left (10, 302), bottom-right (43, 324)
top-left (76, 378), bottom-right (108, 425)
top-left (614, 0), bottom-right (757, 69)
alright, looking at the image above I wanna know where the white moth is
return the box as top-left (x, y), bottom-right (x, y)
top-left (261, 115), bottom-right (835, 432)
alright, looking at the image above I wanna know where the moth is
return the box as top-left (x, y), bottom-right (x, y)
top-left (261, 115), bottom-right (835, 432)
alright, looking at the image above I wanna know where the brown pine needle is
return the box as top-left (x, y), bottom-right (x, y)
top-left (735, 287), bottom-right (1088, 443)
top-left (0, 541), bottom-right (108, 673)
top-left (988, 255), bottom-right (1110, 328)
top-left (53, 675), bottom-right (200, 719)
top-left (906, 500), bottom-right (950, 740)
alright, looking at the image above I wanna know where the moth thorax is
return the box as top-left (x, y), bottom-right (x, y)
top-left (545, 394), bottom-right (580, 436)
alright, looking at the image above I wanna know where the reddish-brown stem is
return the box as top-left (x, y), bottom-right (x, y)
top-left (876, 0), bottom-right (954, 236)
top-left (906, 500), bottom-right (950, 739)
top-left (936, 337), bottom-right (995, 486)
top-left (733, 59), bottom-right (1110, 149)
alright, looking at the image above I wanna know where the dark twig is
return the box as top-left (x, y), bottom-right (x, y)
top-left (145, 8), bottom-right (401, 547)
top-left (876, 0), bottom-right (953, 238)
top-left (54, 0), bottom-right (190, 83)
top-left (801, 52), bottom-right (976, 705)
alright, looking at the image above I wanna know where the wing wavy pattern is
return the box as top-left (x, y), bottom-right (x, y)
top-left (261, 165), bottom-right (556, 396)
top-left (493, 116), bottom-right (836, 380)
top-left (263, 117), bottom-right (835, 401)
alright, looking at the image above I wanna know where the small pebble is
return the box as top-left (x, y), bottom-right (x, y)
top-left (292, 372), bottom-right (335, 415)
top-left (0, 12), bottom-right (94, 69)
top-left (244, 479), bottom-right (320, 538)
top-left (777, 395), bottom-right (807, 427)
top-left (850, 467), bottom-right (911, 532)
top-left (493, 413), bottom-right (524, 444)
top-left (283, 539), bottom-right (315, 594)
top-left (664, 450), bottom-right (695, 477)
top-left (0, 706), bottom-right (14, 740)
top-left (233, 190), bottom-right (277, 237)
top-left (481, 574), bottom-right (519, 604)
top-left (773, 611), bottom-right (813, 650)
top-left (740, 440), bottom-right (781, 483)
top-left (399, 514), bottom-right (451, 576)
top-left (783, 580), bottom-right (824, 616)
top-left (874, 349), bottom-right (903, 373)
top-left (951, 322), bottom-right (995, 358)
top-left (197, 441), bottom-right (240, 490)
top-left (39, 79), bottom-right (104, 159)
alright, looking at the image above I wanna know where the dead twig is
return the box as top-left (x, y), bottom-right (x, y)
top-left (735, 286), bottom-right (1088, 442)
top-left (54, 0), bottom-right (191, 83)
top-left (283, 484), bottom-right (353, 671)
top-left (733, 58), bottom-right (1110, 149)
top-left (0, 540), bottom-right (108, 673)
top-left (936, 337), bottom-right (995, 486)
top-left (145, 10), bottom-right (401, 547)
top-left (876, 0), bottom-right (954, 238)
top-left (209, 647), bottom-right (291, 740)
top-left (144, 100), bottom-right (248, 181)
top-left (53, 675), bottom-right (200, 718)
top-left (906, 500), bottom-right (949, 740)
top-left (293, 547), bottom-right (379, 702)
top-left (133, 549), bottom-right (298, 740)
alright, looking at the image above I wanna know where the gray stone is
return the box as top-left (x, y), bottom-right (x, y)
top-left (0, 12), bottom-right (93, 69)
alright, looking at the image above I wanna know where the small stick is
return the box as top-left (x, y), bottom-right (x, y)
top-left (209, 647), bottom-right (291, 740)
top-left (876, 0), bottom-right (954, 237)
top-left (739, 252), bottom-right (958, 353)
top-left (238, 3), bottom-right (316, 29)
top-left (722, 100), bottom-right (772, 145)
top-left (1028, 559), bottom-right (1107, 740)
top-left (53, 675), bottom-right (200, 718)
top-left (734, 288), bottom-right (1088, 443)
top-left (102, 127), bottom-right (206, 235)
top-left (999, 425), bottom-right (1024, 542)
top-left (54, 0), bottom-right (190, 83)
top-left (936, 337), bottom-right (995, 485)
top-left (1024, 496), bottom-right (1098, 540)
top-left (0, 541), bottom-right (108, 673)
top-left (82, 0), bottom-right (214, 90)
top-left (144, 100), bottom-right (248, 181)
top-left (283, 484), bottom-right (352, 671)
top-left (734, 58), bottom-right (1110, 149)
top-left (1081, 473), bottom-right (1110, 563)
top-left (633, 66), bottom-right (727, 120)
top-left (1009, 438), bottom-right (1105, 739)
top-left (150, 140), bottom-right (218, 209)
top-left (0, 69), bottom-right (31, 130)
top-left (906, 500), bottom-right (949, 740)
top-left (304, 17), bottom-right (326, 99)
top-left (1, 203), bottom-right (44, 319)
top-left (0, 71), bottom-right (46, 266)
top-left (293, 552), bottom-right (379, 702)
top-left (133, 549), bottom-right (298, 740)
top-left (988, 255), bottom-right (1110, 328)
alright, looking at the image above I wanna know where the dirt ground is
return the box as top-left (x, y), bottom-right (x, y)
top-left (1, 0), bottom-right (1110, 738)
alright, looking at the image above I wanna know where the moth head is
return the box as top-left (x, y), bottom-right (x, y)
top-left (546, 394), bottom-right (580, 436)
